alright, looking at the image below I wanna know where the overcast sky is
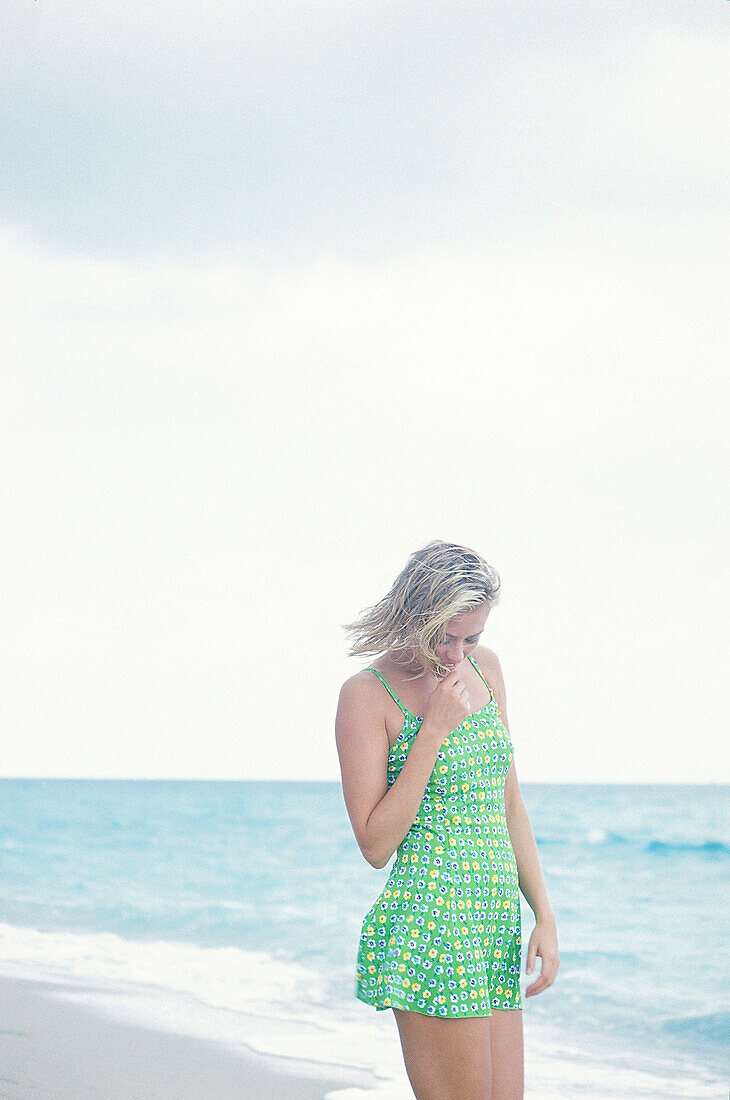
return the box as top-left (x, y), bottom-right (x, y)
top-left (2, 1), bottom-right (728, 783)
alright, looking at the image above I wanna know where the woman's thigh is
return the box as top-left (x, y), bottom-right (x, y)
top-left (392, 1008), bottom-right (492, 1100)
top-left (488, 1008), bottom-right (524, 1100)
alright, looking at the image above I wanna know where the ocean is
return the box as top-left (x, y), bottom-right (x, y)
top-left (0, 780), bottom-right (727, 1098)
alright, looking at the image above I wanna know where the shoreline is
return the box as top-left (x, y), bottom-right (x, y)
top-left (0, 973), bottom-right (353, 1099)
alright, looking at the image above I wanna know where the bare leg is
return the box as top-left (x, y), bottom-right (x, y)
top-left (488, 1008), bottom-right (524, 1100)
top-left (392, 1008), bottom-right (492, 1100)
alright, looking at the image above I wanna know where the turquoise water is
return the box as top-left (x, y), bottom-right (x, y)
top-left (0, 780), bottom-right (728, 1097)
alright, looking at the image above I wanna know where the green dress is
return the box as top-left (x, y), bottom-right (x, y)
top-left (356, 654), bottom-right (522, 1018)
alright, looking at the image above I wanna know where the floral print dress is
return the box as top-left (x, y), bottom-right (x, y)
top-left (356, 654), bottom-right (522, 1018)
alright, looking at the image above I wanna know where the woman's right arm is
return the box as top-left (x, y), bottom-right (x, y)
top-left (335, 675), bottom-right (469, 869)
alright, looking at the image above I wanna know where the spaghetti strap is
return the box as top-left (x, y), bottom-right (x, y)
top-left (467, 654), bottom-right (495, 705)
top-left (363, 668), bottom-right (409, 717)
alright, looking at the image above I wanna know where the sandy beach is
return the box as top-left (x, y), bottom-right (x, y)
top-left (0, 974), bottom-right (348, 1099)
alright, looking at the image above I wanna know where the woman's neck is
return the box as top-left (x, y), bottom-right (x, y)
top-left (388, 653), bottom-right (438, 683)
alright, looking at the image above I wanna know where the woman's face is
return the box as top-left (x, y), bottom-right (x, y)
top-left (434, 604), bottom-right (490, 673)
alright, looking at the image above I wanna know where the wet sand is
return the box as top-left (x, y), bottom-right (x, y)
top-left (0, 973), bottom-right (348, 1099)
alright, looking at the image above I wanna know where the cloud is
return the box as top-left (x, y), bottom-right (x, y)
top-left (3, 209), bottom-right (726, 548)
top-left (2, 5), bottom-right (728, 260)
top-left (2, 217), bottom-right (728, 779)
top-left (2, 1), bottom-right (728, 778)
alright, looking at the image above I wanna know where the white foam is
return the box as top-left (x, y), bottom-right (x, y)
top-left (0, 922), bottom-right (723, 1099)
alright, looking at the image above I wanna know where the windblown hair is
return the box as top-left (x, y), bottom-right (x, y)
top-left (342, 540), bottom-right (501, 682)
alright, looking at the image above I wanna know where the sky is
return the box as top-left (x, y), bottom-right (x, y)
top-left (2, 1), bottom-right (728, 784)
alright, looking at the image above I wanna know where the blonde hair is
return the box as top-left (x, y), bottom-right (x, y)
top-left (342, 539), bottom-right (501, 681)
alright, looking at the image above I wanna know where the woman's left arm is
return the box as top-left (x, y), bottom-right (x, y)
top-left (504, 764), bottom-right (560, 995)
top-left (480, 647), bottom-right (561, 997)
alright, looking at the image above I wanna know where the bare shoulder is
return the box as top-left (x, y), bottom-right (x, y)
top-left (472, 645), bottom-right (508, 710)
top-left (337, 667), bottom-right (382, 707)
top-left (335, 669), bottom-right (387, 746)
top-left (472, 644), bottom-right (503, 680)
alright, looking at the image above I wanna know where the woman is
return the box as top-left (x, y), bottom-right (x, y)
top-left (335, 540), bottom-right (559, 1100)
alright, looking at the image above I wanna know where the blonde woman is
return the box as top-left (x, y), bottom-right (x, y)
top-left (336, 540), bottom-right (559, 1100)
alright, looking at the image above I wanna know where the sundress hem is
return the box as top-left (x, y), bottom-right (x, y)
top-left (355, 990), bottom-right (494, 1018)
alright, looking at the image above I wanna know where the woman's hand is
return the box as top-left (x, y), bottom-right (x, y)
top-left (524, 915), bottom-right (560, 997)
top-left (420, 666), bottom-right (473, 743)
